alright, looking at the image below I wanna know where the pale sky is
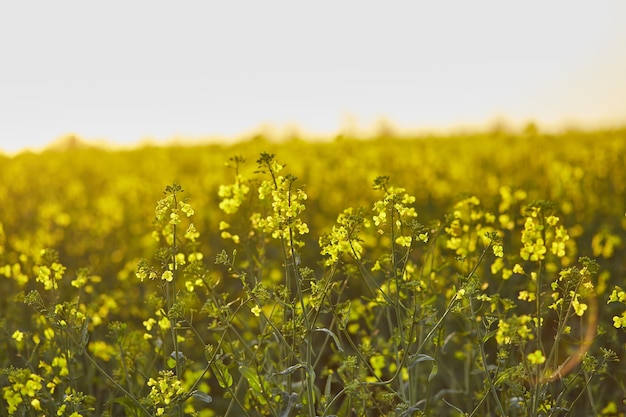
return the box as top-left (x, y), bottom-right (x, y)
top-left (1, 1), bottom-right (626, 154)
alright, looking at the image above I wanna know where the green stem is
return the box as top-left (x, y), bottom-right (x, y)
top-left (170, 191), bottom-right (183, 417)
top-left (116, 337), bottom-right (134, 396)
top-left (468, 288), bottom-right (506, 415)
top-left (83, 352), bottom-right (152, 416)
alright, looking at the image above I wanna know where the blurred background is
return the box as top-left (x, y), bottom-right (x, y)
top-left (1, 0), bottom-right (626, 155)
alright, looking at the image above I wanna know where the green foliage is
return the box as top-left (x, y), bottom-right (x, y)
top-left (1, 130), bottom-right (626, 416)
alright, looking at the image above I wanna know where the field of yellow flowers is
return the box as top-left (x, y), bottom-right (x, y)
top-left (1, 128), bottom-right (625, 416)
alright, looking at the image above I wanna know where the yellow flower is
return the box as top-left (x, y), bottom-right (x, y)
top-left (395, 235), bottom-right (412, 247)
top-left (612, 313), bottom-right (626, 329)
top-left (184, 223), bottom-right (200, 242)
top-left (161, 271), bottom-right (173, 282)
top-left (251, 305), bottom-right (262, 317)
top-left (169, 211), bottom-right (181, 225)
top-left (12, 330), bottom-right (24, 342)
top-left (52, 356), bottom-right (69, 376)
top-left (143, 318), bottom-right (157, 331)
top-left (179, 201), bottom-right (194, 217)
top-left (570, 292), bottom-right (587, 316)
top-left (44, 328), bottom-right (55, 340)
top-left (518, 290), bottom-right (536, 302)
top-left (158, 316), bottom-right (171, 331)
top-left (373, 210), bottom-right (387, 227)
top-left (369, 354), bottom-right (386, 378)
top-left (546, 215), bottom-right (559, 226)
top-left (188, 252), bottom-right (203, 262)
top-left (491, 258), bottom-right (504, 275)
top-left (89, 340), bottom-right (116, 361)
top-left (502, 268), bottom-right (513, 280)
top-left (608, 288), bottom-right (626, 303)
top-left (175, 253), bottom-right (186, 266)
top-left (527, 349), bottom-right (546, 365)
top-left (30, 398), bottom-right (42, 411)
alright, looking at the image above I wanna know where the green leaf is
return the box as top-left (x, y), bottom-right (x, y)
top-left (78, 316), bottom-right (90, 354)
top-left (315, 327), bottom-right (344, 352)
top-left (191, 390), bottom-right (213, 404)
top-left (494, 367), bottom-right (517, 387)
top-left (271, 363), bottom-right (306, 377)
top-left (408, 353), bottom-right (435, 369)
top-left (167, 357), bottom-right (177, 369)
top-left (324, 373), bottom-right (333, 399)
top-left (428, 363), bottom-right (438, 382)
top-left (441, 398), bottom-right (464, 415)
top-left (214, 358), bottom-right (233, 388)
top-left (239, 365), bottom-right (268, 405)
top-left (170, 350), bottom-right (186, 363)
top-left (239, 366), bottom-right (262, 392)
top-left (107, 397), bottom-right (144, 417)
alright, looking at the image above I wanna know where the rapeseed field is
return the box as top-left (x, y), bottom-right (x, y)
top-left (1, 128), bottom-right (625, 416)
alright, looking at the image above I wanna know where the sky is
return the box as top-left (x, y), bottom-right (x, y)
top-left (1, 1), bottom-right (626, 154)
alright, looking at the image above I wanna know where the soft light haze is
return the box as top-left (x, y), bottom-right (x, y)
top-left (1, 1), bottom-right (626, 154)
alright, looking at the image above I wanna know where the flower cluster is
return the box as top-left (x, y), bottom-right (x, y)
top-left (319, 208), bottom-right (365, 266)
top-left (548, 260), bottom-right (597, 318)
top-left (34, 249), bottom-right (66, 291)
top-left (253, 154), bottom-right (309, 249)
top-left (520, 203), bottom-right (570, 262)
top-left (153, 183), bottom-right (195, 246)
top-left (218, 174), bottom-right (250, 214)
top-left (2, 368), bottom-right (44, 415)
top-left (608, 286), bottom-right (626, 329)
top-left (146, 370), bottom-right (185, 416)
top-left (138, 184), bottom-right (200, 285)
top-left (495, 314), bottom-right (536, 345)
top-left (444, 196), bottom-right (498, 257)
top-left (371, 176), bottom-right (426, 248)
